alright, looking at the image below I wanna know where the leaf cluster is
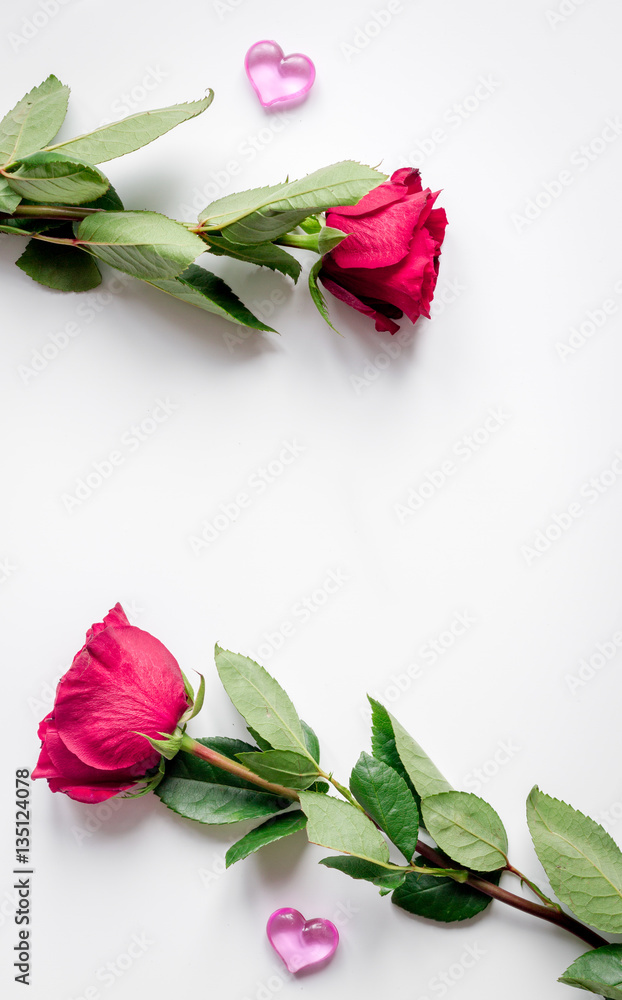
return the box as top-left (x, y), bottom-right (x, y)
top-left (1, 76), bottom-right (385, 332)
top-left (154, 649), bottom-right (622, 997)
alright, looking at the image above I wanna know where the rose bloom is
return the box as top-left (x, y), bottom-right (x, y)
top-left (320, 168), bottom-right (447, 334)
top-left (33, 604), bottom-right (189, 803)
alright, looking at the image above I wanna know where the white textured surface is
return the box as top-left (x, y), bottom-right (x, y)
top-left (2, 1), bottom-right (622, 997)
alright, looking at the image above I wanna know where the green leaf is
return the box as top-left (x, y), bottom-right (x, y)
top-left (0, 75), bottom-right (69, 165)
top-left (155, 737), bottom-right (289, 825)
top-left (205, 235), bottom-right (301, 282)
top-left (199, 161), bottom-right (386, 244)
top-left (236, 750), bottom-right (319, 790)
top-left (299, 791), bottom-right (390, 865)
top-left (318, 226), bottom-right (348, 255)
top-left (422, 792), bottom-right (509, 872)
top-left (308, 259), bottom-right (340, 334)
top-left (299, 215), bottom-right (321, 234)
top-left (350, 752), bottom-right (419, 862)
top-left (301, 720), bottom-right (320, 764)
top-left (559, 945), bottom-right (622, 998)
top-left (45, 93), bottom-right (213, 163)
top-left (76, 211), bottom-right (204, 280)
top-left (388, 709), bottom-right (453, 800)
top-left (16, 238), bottom-right (102, 291)
top-left (5, 151), bottom-right (110, 205)
top-left (392, 855), bottom-right (501, 923)
top-left (146, 264), bottom-right (274, 330)
top-left (320, 855), bottom-right (405, 892)
top-left (225, 810), bottom-right (307, 867)
top-left (527, 787), bottom-right (622, 933)
top-left (368, 697), bottom-right (419, 806)
top-left (0, 177), bottom-right (21, 213)
top-left (0, 222), bottom-right (34, 236)
top-left (247, 727), bottom-right (272, 751)
top-left (214, 647), bottom-right (311, 757)
top-left (81, 183), bottom-right (124, 211)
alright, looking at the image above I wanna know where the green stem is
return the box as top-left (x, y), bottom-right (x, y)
top-left (275, 232), bottom-right (320, 252)
top-left (506, 863), bottom-right (561, 910)
top-left (317, 768), bottom-right (365, 812)
top-left (28, 233), bottom-right (83, 246)
top-left (11, 204), bottom-right (102, 220)
top-left (180, 735), bottom-right (299, 802)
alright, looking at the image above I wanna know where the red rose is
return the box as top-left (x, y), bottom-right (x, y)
top-left (319, 168), bottom-right (447, 334)
top-left (32, 604), bottom-right (189, 803)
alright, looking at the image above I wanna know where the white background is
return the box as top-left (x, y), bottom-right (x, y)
top-left (1, 0), bottom-right (622, 997)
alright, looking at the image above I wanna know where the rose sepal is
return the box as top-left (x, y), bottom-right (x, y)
top-left (137, 726), bottom-right (185, 760)
top-left (179, 672), bottom-right (205, 724)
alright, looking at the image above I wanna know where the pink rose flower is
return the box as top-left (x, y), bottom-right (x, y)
top-left (319, 168), bottom-right (447, 334)
top-left (32, 604), bottom-right (189, 803)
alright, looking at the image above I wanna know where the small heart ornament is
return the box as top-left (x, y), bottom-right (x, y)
top-left (266, 907), bottom-right (339, 974)
top-left (244, 41), bottom-right (316, 108)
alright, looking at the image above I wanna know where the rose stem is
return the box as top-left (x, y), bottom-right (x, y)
top-left (9, 205), bottom-right (102, 219)
top-left (414, 839), bottom-right (607, 950)
top-left (180, 739), bottom-right (607, 949)
top-left (179, 735), bottom-right (299, 802)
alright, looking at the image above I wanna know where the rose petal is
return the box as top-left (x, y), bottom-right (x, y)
top-left (54, 619), bottom-right (188, 770)
top-left (425, 206), bottom-right (448, 249)
top-left (323, 226), bottom-right (440, 324)
top-left (86, 602), bottom-right (130, 641)
top-left (320, 273), bottom-right (401, 334)
top-left (390, 167), bottom-right (423, 193)
top-left (328, 189), bottom-right (431, 269)
top-left (47, 780), bottom-right (133, 803)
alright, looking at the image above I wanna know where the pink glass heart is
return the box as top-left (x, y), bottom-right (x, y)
top-left (245, 41), bottom-right (316, 108)
top-left (266, 907), bottom-right (339, 974)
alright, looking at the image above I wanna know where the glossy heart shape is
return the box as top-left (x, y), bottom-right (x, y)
top-left (266, 907), bottom-right (339, 974)
top-left (245, 40), bottom-right (316, 108)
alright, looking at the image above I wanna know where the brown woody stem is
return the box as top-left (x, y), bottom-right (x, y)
top-left (414, 840), bottom-right (607, 950)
